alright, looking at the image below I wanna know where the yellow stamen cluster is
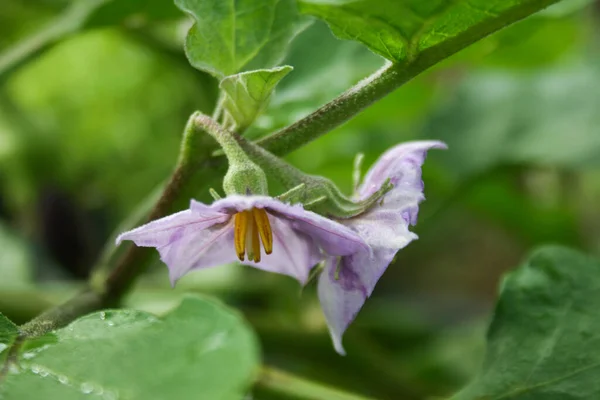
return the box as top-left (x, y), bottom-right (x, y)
top-left (234, 208), bottom-right (273, 262)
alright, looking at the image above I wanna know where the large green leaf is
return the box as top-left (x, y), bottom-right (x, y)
top-left (452, 246), bottom-right (600, 400)
top-left (423, 62), bottom-right (600, 179)
top-left (299, 0), bottom-right (562, 63)
top-left (220, 66), bottom-right (293, 132)
top-left (0, 296), bottom-right (260, 400)
top-left (176, 0), bottom-right (310, 78)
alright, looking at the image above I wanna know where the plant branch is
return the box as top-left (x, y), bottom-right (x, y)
top-left (257, 0), bottom-right (561, 155)
top-left (19, 289), bottom-right (104, 337)
top-left (256, 365), bottom-right (378, 400)
top-left (102, 112), bottom-right (219, 303)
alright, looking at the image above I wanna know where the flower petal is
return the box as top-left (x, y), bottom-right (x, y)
top-left (160, 222), bottom-right (239, 285)
top-left (358, 140), bottom-right (446, 202)
top-left (115, 205), bottom-right (229, 248)
top-left (120, 197), bottom-right (327, 285)
top-left (206, 195), bottom-right (369, 257)
top-left (318, 141), bottom-right (444, 354)
top-left (318, 217), bottom-right (416, 355)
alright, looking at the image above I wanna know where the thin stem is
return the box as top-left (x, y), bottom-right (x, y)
top-left (256, 366), bottom-right (378, 400)
top-left (19, 290), bottom-right (103, 337)
top-left (20, 113), bottom-right (220, 333)
top-left (195, 114), bottom-right (250, 164)
top-left (103, 113), bottom-right (213, 303)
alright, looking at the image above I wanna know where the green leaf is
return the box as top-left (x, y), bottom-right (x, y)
top-left (299, 0), bottom-right (562, 63)
top-left (175, 0), bottom-right (310, 77)
top-left (423, 62), bottom-right (600, 180)
top-left (220, 66), bottom-right (293, 132)
top-left (0, 296), bottom-right (260, 400)
top-left (452, 246), bottom-right (600, 400)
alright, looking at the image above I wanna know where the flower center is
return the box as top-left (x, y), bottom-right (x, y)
top-left (233, 208), bottom-right (273, 263)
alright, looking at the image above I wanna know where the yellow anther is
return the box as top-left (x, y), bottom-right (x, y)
top-left (253, 208), bottom-right (273, 255)
top-left (251, 219), bottom-right (261, 263)
top-left (234, 211), bottom-right (249, 261)
top-left (234, 208), bottom-right (273, 263)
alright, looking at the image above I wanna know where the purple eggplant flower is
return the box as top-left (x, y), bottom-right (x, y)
top-left (318, 141), bottom-right (447, 354)
top-left (117, 195), bottom-right (368, 285)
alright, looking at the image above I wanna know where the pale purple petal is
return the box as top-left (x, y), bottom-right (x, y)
top-left (206, 195), bottom-right (369, 256)
top-left (358, 141), bottom-right (447, 203)
top-left (318, 212), bottom-right (417, 354)
top-left (119, 196), bottom-right (339, 285)
top-left (115, 207), bottom-right (229, 248)
top-left (160, 222), bottom-right (238, 285)
top-left (317, 141), bottom-right (445, 353)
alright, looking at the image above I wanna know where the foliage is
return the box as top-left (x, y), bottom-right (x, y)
top-left (0, 296), bottom-right (259, 400)
top-left (453, 247), bottom-right (600, 399)
top-left (1, 0), bottom-right (600, 399)
top-left (175, 0), bottom-right (310, 78)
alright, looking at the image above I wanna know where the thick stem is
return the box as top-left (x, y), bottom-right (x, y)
top-left (258, 62), bottom-right (402, 155)
top-left (258, 0), bottom-right (561, 156)
top-left (256, 366), bottom-right (377, 400)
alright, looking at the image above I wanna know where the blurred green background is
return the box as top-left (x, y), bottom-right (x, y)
top-left (1, 1), bottom-right (600, 399)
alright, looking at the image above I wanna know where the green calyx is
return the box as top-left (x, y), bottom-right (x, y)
top-left (235, 134), bottom-right (392, 218)
top-left (194, 113), bottom-right (268, 196)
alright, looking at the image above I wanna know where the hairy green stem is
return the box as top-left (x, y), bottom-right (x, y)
top-left (256, 366), bottom-right (377, 400)
top-left (19, 290), bottom-right (104, 337)
top-left (257, 61), bottom-right (401, 155)
top-left (258, 0), bottom-right (561, 155)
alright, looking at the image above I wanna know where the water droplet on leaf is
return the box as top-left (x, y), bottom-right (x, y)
top-left (80, 382), bottom-right (94, 394)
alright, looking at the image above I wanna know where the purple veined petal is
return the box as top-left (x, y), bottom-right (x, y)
top-left (358, 141), bottom-right (447, 200)
top-left (120, 196), bottom-right (335, 286)
top-left (318, 211), bottom-right (417, 355)
top-left (261, 199), bottom-right (369, 257)
top-left (242, 214), bottom-right (323, 284)
top-left (142, 214), bottom-right (320, 285)
top-left (164, 212), bottom-right (321, 285)
top-left (378, 189), bottom-right (424, 226)
top-left (204, 195), bottom-right (369, 257)
top-left (160, 221), bottom-right (239, 285)
top-left (115, 208), bottom-right (230, 248)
